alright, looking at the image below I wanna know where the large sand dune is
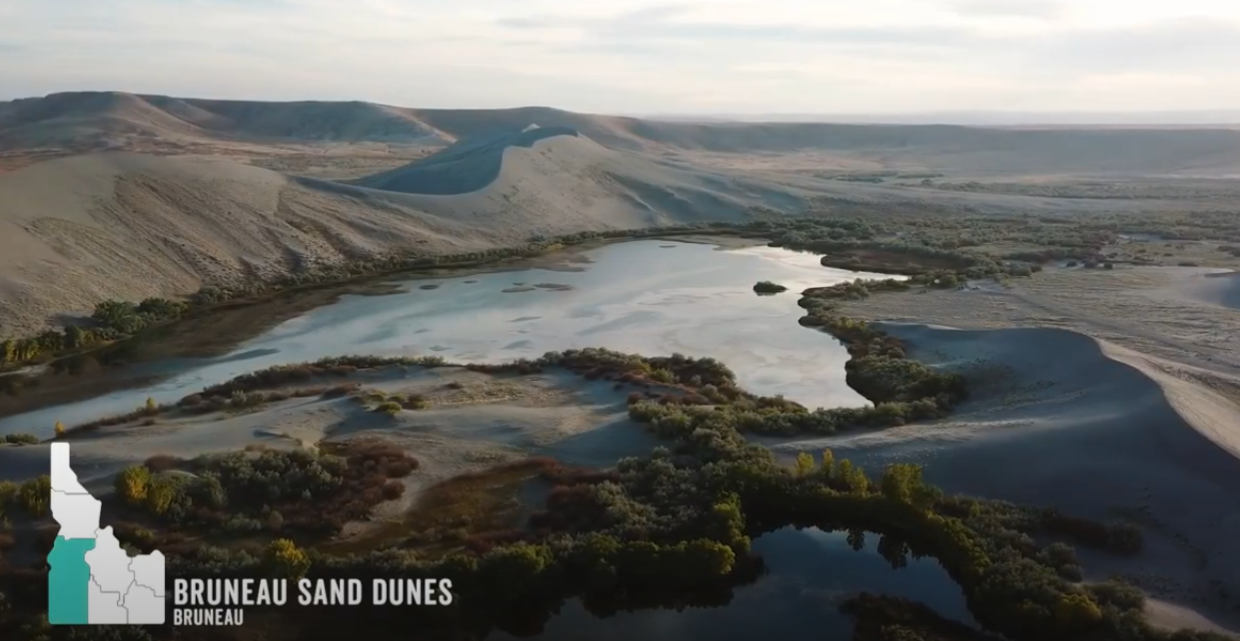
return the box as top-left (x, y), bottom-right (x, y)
top-left (354, 125), bottom-right (598, 195)
top-left (764, 324), bottom-right (1240, 633)
top-left (5, 92), bottom-right (1240, 175)
top-left (0, 128), bottom-right (808, 337)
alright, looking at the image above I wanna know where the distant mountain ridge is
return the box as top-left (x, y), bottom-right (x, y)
top-left (5, 92), bottom-right (1240, 169)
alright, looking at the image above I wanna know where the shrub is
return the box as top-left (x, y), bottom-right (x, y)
top-left (3, 433), bottom-right (39, 446)
top-left (753, 281), bottom-right (788, 294)
top-left (382, 481), bottom-right (406, 500)
top-left (376, 401), bottom-right (403, 416)
top-left (115, 465), bottom-right (152, 503)
top-left (263, 538), bottom-right (311, 579)
top-left (18, 476), bottom-right (50, 515)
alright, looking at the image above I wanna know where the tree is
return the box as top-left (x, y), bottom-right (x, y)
top-left (64, 325), bottom-right (88, 349)
top-left (1054, 592), bottom-right (1102, 626)
top-left (143, 475), bottom-right (179, 515)
top-left (794, 452), bottom-right (815, 476)
top-left (143, 397), bottom-right (158, 416)
top-left (263, 538), bottom-right (311, 579)
top-left (19, 476), bottom-right (51, 515)
top-left (880, 463), bottom-right (923, 504)
top-left (834, 459), bottom-right (869, 493)
top-left (820, 448), bottom-right (835, 476)
top-left (115, 466), bottom-right (152, 503)
top-left (54, 421), bottom-right (66, 438)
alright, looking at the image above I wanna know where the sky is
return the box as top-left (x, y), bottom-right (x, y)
top-left (1, 0), bottom-right (1239, 115)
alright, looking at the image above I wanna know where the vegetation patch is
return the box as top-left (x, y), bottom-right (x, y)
top-left (753, 280), bottom-right (788, 294)
top-left (110, 439), bottom-right (419, 541)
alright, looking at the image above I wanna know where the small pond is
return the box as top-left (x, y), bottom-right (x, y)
top-left (489, 526), bottom-right (974, 640)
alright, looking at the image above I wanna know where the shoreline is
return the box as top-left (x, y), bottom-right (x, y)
top-left (0, 232), bottom-right (767, 420)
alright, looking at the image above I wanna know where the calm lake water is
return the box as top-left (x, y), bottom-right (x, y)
top-left (489, 526), bottom-right (973, 641)
top-left (1, 240), bottom-right (889, 437)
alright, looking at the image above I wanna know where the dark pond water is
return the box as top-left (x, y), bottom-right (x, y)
top-left (489, 526), bottom-right (973, 641)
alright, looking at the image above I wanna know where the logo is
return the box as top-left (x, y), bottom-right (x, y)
top-left (47, 443), bottom-right (166, 625)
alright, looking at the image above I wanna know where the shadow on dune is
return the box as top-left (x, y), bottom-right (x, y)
top-left (351, 126), bottom-right (581, 195)
top-left (762, 323), bottom-right (1240, 632)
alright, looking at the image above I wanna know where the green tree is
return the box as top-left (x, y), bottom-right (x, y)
top-left (143, 475), bottom-right (179, 515)
top-left (794, 451), bottom-right (815, 476)
top-left (64, 325), bottom-right (88, 349)
top-left (263, 538), bottom-right (311, 579)
top-left (115, 466), bottom-right (152, 503)
top-left (1054, 592), bottom-right (1103, 626)
top-left (19, 475), bottom-right (51, 515)
top-left (880, 463), bottom-right (921, 504)
top-left (820, 448), bottom-right (835, 476)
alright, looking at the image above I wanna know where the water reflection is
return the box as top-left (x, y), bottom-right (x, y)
top-left (1, 241), bottom-right (890, 436)
top-left (490, 527), bottom-right (973, 641)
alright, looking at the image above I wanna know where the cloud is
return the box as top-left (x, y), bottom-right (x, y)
top-left (945, 0), bottom-right (1066, 19)
top-left (1, 0), bottom-right (1238, 113)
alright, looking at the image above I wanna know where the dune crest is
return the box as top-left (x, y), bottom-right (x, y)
top-left (352, 125), bottom-right (594, 195)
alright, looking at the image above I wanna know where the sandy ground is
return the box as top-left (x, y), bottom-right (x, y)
top-left (753, 266), bottom-right (1240, 634)
top-left (0, 366), bottom-right (655, 507)
top-left (762, 324), bottom-right (1240, 634)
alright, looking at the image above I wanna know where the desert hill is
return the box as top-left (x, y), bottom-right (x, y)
top-left (5, 92), bottom-right (1240, 175)
top-left (0, 125), bottom-right (813, 337)
top-left (0, 92), bottom-right (445, 148)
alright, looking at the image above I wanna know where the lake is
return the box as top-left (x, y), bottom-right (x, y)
top-left (489, 526), bottom-right (974, 641)
top-left (0, 240), bottom-right (890, 437)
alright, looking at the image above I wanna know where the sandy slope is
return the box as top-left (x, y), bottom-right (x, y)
top-left (0, 129), bottom-right (805, 338)
top-left (762, 324), bottom-right (1240, 634)
top-left (0, 152), bottom-right (506, 337)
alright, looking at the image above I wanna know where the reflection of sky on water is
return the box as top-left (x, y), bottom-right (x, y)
top-left (2, 241), bottom-right (888, 436)
top-left (489, 527), bottom-right (973, 641)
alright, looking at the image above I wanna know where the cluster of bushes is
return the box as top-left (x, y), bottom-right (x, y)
top-left (0, 298), bottom-right (186, 367)
top-left (753, 280), bottom-right (788, 294)
top-left (112, 442), bottom-right (418, 537)
top-left (1, 434), bottom-right (39, 446)
top-left (0, 476), bottom-right (51, 519)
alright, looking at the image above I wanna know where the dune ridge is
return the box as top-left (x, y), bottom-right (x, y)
top-left (352, 125), bottom-right (591, 195)
top-left (5, 92), bottom-right (1240, 174)
top-left (766, 323), bottom-right (1240, 633)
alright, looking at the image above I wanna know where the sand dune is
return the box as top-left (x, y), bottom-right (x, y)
top-left (0, 129), bottom-right (801, 336)
top-left (5, 92), bottom-right (1240, 175)
top-left (763, 324), bottom-right (1240, 633)
top-left (353, 125), bottom-right (594, 194)
top-left (0, 152), bottom-right (493, 336)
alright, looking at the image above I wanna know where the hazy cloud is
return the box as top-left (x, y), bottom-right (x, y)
top-left (946, 0), bottom-right (1067, 19)
top-left (1, 0), bottom-right (1238, 114)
